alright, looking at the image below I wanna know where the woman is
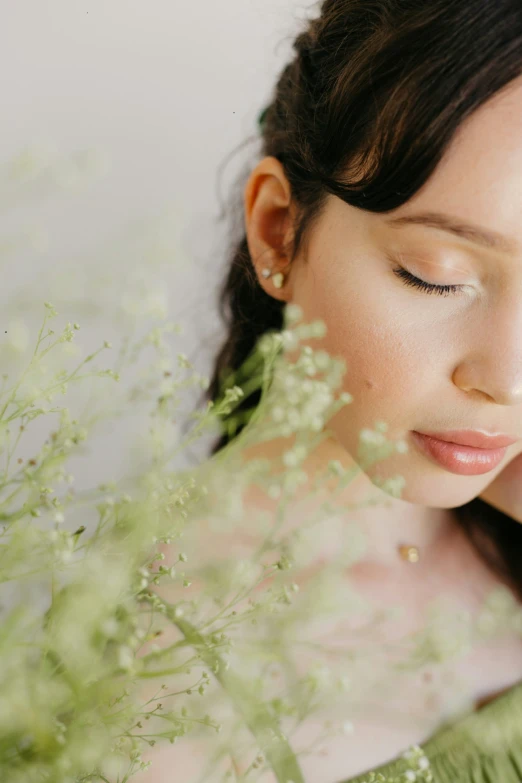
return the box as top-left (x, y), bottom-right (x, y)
top-left (197, 1), bottom-right (522, 780)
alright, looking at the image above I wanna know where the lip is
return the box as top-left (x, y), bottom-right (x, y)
top-left (415, 430), bottom-right (518, 449)
top-left (411, 431), bottom-right (511, 476)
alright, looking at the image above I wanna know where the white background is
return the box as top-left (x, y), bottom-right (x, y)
top-left (1, 1), bottom-right (317, 489)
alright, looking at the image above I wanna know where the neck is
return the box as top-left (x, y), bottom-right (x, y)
top-left (237, 425), bottom-right (459, 569)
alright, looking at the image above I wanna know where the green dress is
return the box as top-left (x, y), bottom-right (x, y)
top-left (340, 677), bottom-right (522, 782)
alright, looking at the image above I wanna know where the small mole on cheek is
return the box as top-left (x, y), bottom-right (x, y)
top-left (365, 379), bottom-right (375, 390)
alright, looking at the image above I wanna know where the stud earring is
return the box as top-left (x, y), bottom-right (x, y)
top-left (261, 267), bottom-right (286, 289)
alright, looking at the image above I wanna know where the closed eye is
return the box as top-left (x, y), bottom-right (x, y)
top-left (392, 266), bottom-right (467, 297)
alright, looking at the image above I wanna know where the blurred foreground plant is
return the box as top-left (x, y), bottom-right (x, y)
top-left (0, 294), bottom-right (432, 783)
top-left (2, 153), bottom-right (521, 783)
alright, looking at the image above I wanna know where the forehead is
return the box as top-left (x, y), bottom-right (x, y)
top-left (387, 75), bottom-right (522, 257)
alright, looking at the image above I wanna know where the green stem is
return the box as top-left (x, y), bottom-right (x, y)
top-left (143, 598), bottom-right (305, 783)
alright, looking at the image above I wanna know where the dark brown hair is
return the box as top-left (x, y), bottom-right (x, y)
top-left (196, 0), bottom-right (522, 600)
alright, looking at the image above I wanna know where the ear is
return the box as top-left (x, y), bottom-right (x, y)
top-left (243, 156), bottom-right (296, 301)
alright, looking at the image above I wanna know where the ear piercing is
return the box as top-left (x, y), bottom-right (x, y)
top-left (261, 267), bottom-right (285, 289)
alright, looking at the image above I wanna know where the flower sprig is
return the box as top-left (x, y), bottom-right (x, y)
top-left (0, 296), bottom-right (511, 783)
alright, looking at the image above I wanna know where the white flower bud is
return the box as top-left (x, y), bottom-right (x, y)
top-left (281, 330), bottom-right (299, 352)
top-left (311, 320), bottom-right (327, 338)
top-left (328, 460), bottom-right (344, 477)
top-left (360, 429), bottom-right (386, 446)
top-left (271, 406), bottom-right (286, 423)
top-left (118, 646), bottom-right (134, 671)
top-left (284, 303), bottom-right (303, 325)
top-left (283, 450), bottom-right (299, 468)
top-left (101, 618), bottom-right (119, 638)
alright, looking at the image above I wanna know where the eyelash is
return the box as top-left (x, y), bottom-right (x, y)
top-left (391, 265), bottom-right (466, 298)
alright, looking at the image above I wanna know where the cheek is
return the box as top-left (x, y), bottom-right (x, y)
top-left (293, 255), bottom-right (453, 422)
top-left (310, 279), bottom-right (429, 405)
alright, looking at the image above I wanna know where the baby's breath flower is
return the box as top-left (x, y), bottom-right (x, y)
top-left (310, 320), bottom-right (327, 338)
top-left (281, 330), bottom-right (299, 352)
top-left (61, 322), bottom-right (76, 342)
top-left (360, 429), bottom-right (386, 447)
top-left (117, 646), bottom-right (134, 672)
top-left (284, 303), bottom-right (303, 326)
top-left (309, 416), bottom-right (324, 432)
top-left (379, 475), bottom-right (406, 498)
top-left (225, 386), bottom-right (244, 403)
top-left (271, 406), bottom-right (286, 423)
top-left (177, 352), bottom-right (192, 369)
top-left (101, 618), bottom-right (120, 638)
top-left (282, 450), bottom-right (299, 468)
top-left (328, 460), bottom-right (344, 477)
top-left (286, 410), bottom-right (301, 429)
top-left (0, 295), bottom-right (455, 783)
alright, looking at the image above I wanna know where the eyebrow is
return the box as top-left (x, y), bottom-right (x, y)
top-left (385, 211), bottom-right (519, 255)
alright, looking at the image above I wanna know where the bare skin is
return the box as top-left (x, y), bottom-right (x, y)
top-left (134, 75), bottom-right (522, 782)
top-left (132, 469), bottom-right (522, 783)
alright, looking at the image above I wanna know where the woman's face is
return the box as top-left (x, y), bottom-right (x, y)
top-left (244, 77), bottom-right (522, 509)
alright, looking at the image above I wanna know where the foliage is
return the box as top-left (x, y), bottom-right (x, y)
top-left (2, 150), bottom-right (521, 783)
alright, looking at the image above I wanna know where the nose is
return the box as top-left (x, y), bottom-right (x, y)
top-left (452, 301), bottom-right (522, 406)
top-left (453, 363), bottom-right (522, 406)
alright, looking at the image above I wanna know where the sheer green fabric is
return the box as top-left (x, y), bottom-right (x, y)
top-left (341, 678), bottom-right (522, 782)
